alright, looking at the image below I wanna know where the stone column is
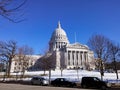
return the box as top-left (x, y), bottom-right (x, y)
top-left (86, 52), bottom-right (88, 63)
top-left (78, 51), bottom-right (80, 66)
top-left (74, 51), bottom-right (76, 66)
top-left (86, 52), bottom-right (88, 67)
top-left (67, 51), bottom-right (70, 66)
top-left (84, 52), bottom-right (86, 64)
top-left (80, 52), bottom-right (83, 66)
top-left (72, 51), bottom-right (74, 66)
top-left (66, 50), bottom-right (68, 66)
top-left (82, 52), bottom-right (85, 68)
top-left (82, 52), bottom-right (85, 69)
top-left (76, 51), bottom-right (78, 66)
top-left (70, 51), bottom-right (72, 66)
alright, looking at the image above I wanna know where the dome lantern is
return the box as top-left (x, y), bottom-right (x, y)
top-left (57, 21), bottom-right (61, 29)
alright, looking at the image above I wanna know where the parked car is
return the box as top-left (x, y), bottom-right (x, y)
top-left (31, 76), bottom-right (49, 86)
top-left (51, 78), bottom-right (77, 87)
top-left (81, 77), bottom-right (111, 90)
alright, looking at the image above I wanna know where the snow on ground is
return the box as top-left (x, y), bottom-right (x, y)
top-left (24, 69), bottom-right (120, 82)
top-left (0, 69), bottom-right (120, 83)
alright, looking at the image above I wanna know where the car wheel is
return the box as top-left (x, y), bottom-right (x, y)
top-left (31, 81), bottom-right (34, 85)
top-left (70, 83), bottom-right (76, 88)
top-left (58, 85), bottom-right (61, 87)
top-left (40, 82), bottom-right (43, 86)
top-left (101, 85), bottom-right (106, 90)
top-left (73, 83), bottom-right (77, 87)
top-left (82, 85), bottom-right (87, 88)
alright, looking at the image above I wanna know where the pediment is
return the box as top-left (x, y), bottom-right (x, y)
top-left (67, 42), bottom-right (89, 49)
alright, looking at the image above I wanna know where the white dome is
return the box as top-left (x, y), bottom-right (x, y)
top-left (52, 21), bottom-right (67, 37)
top-left (49, 21), bottom-right (69, 52)
top-left (50, 21), bottom-right (69, 43)
top-left (53, 28), bottom-right (67, 36)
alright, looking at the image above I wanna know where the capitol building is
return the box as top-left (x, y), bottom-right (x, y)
top-left (10, 21), bottom-right (95, 73)
top-left (47, 21), bottom-right (95, 70)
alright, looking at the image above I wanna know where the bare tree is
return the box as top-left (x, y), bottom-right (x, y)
top-left (40, 56), bottom-right (49, 74)
top-left (38, 52), bottom-right (55, 84)
top-left (0, 40), bottom-right (17, 77)
top-left (0, 0), bottom-right (27, 23)
top-left (0, 61), bottom-right (4, 72)
top-left (40, 52), bottom-right (55, 70)
top-left (60, 51), bottom-right (66, 77)
top-left (17, 45), bottom-right (34, 78)
top-left (108, 41), bottom-right (120, 79)
top-left (88, 34), bottom-right (110, 80)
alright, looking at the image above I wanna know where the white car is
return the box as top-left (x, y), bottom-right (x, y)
top-left (31, 76), bottom-right (49, 86)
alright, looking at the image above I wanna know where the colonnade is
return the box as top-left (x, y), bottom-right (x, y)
top-left (67, 50), bottom-right (88, 68)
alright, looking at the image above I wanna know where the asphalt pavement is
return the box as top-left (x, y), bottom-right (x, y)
top-left (0, 83), bottom-right (119, 90)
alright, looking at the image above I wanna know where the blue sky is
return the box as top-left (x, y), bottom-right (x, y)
top-left (0, 0), bottom-right (120, 54)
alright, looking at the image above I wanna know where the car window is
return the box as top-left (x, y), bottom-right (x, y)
top-left (41, 78), bottom-right (45, 80)
top-left (33, 77), bottom-right (38, 80)
top-left (93, 77), bottom-right (100, 81)
top-left (64, 78), bottom-right (68, 81)
top-left (55, 79), bottom-right (59, 81)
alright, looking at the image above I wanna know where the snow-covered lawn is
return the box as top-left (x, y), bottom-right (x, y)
top-left (24, 69), bottom-right (120, 82)
top-left (0, 69), bottom-right (120, 84)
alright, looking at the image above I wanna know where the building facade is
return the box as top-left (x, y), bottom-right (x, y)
top-left (10, 55), bottom-right (41, 73)
top-left (10, 21), bottom-right (95, 72)
top-left (49, 21), bottom-right (95, 70)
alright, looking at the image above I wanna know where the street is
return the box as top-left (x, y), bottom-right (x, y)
top-left (0, 83), bottom-right (119, 90)
top-left (0, 83), bottom-right (97, 90)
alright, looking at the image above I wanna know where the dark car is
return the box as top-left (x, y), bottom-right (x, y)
top-left (31, 76), bottom-right (49, 85)
top-left (51, 78), bottom-right (76, 87)
top-left (81, 77), bottom-right (111, 90)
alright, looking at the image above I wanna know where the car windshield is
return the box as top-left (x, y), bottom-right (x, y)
top-left (41, 78), bottom-right (45, 80)
top-left (32, 77), bottom-right (46, 80)
top-left (63, 78), bottom-right (70, 81)
top-left (93, 77), bottom-right (100, 81)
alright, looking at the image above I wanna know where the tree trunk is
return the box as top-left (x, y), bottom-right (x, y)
top-left (49, 69), bottom-right (51, 85)
top-left (61, 68), bottom-right (63, 77)
top-left (114, 60), bottom-right (119, 79)
top-left (21, 68), bottom-right (25, 79)
top-left (7, 58), bottom-right (12, 77)
top-left (44, 69), bottom-right (46, 75)
top-left (76, 68), bottom-right (79, 80)
top-left (100, 60), bottom-right (104, 81)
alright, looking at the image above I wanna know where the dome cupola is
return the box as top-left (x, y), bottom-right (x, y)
top-left (49, 21), bottom-right (69, 52)
top-left (53, 21), bottom-right (67, 37)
